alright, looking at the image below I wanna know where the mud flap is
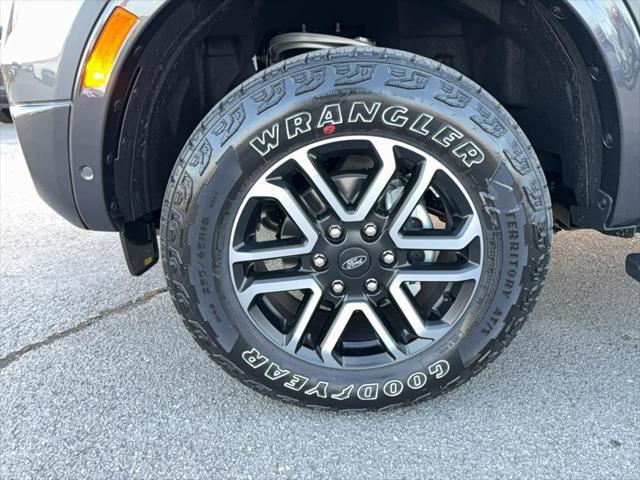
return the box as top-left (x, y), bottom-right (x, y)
top-left (625, 253), bottom-right (640, 282)
top-left (120, 221), bottom-right (159, 276)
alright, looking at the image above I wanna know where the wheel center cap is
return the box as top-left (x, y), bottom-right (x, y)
top-left (338, 247), bottom-right (371, 278)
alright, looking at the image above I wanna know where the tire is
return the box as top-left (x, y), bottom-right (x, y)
top-left (0, 109), bottom-right (12, 124)
top-left (161, 47), bottom-right (552, 411)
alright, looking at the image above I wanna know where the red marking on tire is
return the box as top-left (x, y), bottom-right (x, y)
top-left (323, 124), bottom-right (336, 135)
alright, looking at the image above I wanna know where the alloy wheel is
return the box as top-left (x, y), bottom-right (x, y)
top-left (229, 135), bottom-right (483, 369)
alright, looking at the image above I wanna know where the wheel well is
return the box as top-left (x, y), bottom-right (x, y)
top-left (106, 0), bottom-right (604, 228)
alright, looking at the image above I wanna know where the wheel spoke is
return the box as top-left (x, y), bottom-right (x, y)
top-left (392, 261), bottom-right (481, 285)
top-left (289, 150), bottom-right (344, 216)
top-left (230, 243), bottom-right (309, 264)
top-left (319, 301), bottom-right (403, 365)
top-left (291, 136), bottom-right (396, 222)
top-left (388, 157), bottom-right (481, 251)
top-left (354, 136), bottom-right (397, 220)
top-left (391, 214), bottom-right (482, 251)
top-left (231, 182), bottom-right (318, 264)
top-left (388, 262), bottom-right (480, 339)
top-left (237, 275), bottom-right (320, 310)
top-left (284, 284), bottom-right (323, 353)
top-left (388, 158), bottom-right (439, 241)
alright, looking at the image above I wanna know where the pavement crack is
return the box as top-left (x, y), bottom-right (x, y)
top-left (0, 287), bottom-right (168, 369)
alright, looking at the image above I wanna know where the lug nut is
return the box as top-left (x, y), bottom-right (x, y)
top-left (362, 223), bottom-right (378, 238)
top-left (364, 278), bottom-right (379, 293)
top-left (331, 280), bottom-right (346, 295)
top-left (312, 254), bottom-right (327, 269)
top-left (327, 224), bottom-right (343, 240)
top-left (381, 250), bottom-right (396, 265)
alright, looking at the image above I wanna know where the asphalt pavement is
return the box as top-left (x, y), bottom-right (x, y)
top-left (1, 122), bottom-right (639, 479)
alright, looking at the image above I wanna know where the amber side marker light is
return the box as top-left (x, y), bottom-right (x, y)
top-left (82, 7), bottom-right (138, 90)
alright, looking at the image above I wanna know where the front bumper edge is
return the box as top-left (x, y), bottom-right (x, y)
top-left (10, 102), bottom-right (86, 229)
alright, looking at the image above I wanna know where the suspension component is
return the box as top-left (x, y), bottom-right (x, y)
top-left (267, 32), bottom-right (374, 66)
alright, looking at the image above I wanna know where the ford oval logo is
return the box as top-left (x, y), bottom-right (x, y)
top-left (341, 255), bottom-right (368, 271)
